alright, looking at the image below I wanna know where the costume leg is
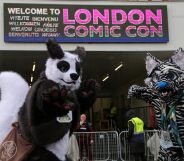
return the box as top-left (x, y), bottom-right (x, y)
top-left (157, 147), bottom-right (183, 161)
top-left (169, 147), bottom-right (184, 161)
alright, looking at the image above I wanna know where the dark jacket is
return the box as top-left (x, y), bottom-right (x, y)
top-left (128, 119), bottom-right (145, 154)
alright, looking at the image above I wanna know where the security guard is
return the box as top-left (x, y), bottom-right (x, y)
top-left (127, 109), bottom-right (146, 161)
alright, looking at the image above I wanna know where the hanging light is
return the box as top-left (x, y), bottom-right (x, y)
top-left (30, 75), bottom-right (33, 82)
top-left (114, 62), bottom-right (123, 71)
top-left (102, 74), bottom-right (109, 82)
top-left (32, 62), bottom-right (36, 71)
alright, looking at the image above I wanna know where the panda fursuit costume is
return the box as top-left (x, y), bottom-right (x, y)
top-left (0, 39), bottom-right (97, 161)
top-left (128, 48), bottom-right (184, 161)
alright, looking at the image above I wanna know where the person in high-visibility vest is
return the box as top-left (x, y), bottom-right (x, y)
top-left (127, 109), bottom-right (146, 161)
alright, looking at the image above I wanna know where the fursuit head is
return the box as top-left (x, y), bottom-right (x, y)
top-left (0, 39), bottom-right (97, 161)
top-left (128, 48), bottom-right (184, 161)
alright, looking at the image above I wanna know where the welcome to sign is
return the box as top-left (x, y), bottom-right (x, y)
top-left (4, 3), bottom-right (169, 43)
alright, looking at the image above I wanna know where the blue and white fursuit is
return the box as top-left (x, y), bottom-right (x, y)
top-left (128, 48), bottom-right (184, 161)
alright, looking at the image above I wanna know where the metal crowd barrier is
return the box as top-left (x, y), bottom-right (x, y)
top-left (74, 130), bottom-right (160, 161)
top-left (107, 131), bottom-right (120, 160)
top-left (74, 131), bottom-right (119, 161)
top-left (119, 130), bottom-right (160, 161)
top-left (145, 130), bottom-right (160, 161)
top-left (119, 131), bottom-right (130, 161)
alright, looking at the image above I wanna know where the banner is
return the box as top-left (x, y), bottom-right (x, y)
top-left (4, 3), bottom-right (169, 43)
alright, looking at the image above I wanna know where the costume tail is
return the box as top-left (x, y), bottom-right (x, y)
top-left (0, 71), bottom-right (29, 143)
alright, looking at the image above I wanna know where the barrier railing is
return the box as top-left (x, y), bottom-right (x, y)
top-left (74, 131), bottom-right (109, 161)
top-left (74, 130), bottom-right (160, 161)
top-left (145, 130), bottom-right (160, 161)
top-left (74, 131), bottom-right (120, 161)
top-left (119, 131), bottom-right (130, 161)
top-left (106, 131), bottom-right (119, 161)
top-left (119, 130), bottom-right (160, 161)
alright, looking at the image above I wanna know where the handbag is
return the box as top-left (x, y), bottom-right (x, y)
top-left (0, 123), bottom-right (34, 161)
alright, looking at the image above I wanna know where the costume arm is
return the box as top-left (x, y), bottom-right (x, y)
top-left (77, 79), bottom-right (97, 113)
top-left (19, 79), bottom-right (75, 145)
top-left (128, 85), bottom-right (157, 104)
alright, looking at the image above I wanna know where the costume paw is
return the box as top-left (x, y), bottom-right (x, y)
top-left (63, 102), bottom-right (75, 110)
top-left (128, 85), bottom-right (145, 98)
top-left (42, 86), bottom-right (61, 102)
top-left (78, 79), bottom-right (98, 113)
top-left (80, 79), bottom-right (98, 97)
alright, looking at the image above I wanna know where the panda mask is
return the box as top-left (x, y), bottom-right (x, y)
top-left (45, 39), bottom-right (86, 91)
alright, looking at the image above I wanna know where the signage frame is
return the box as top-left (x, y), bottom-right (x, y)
top-left (4, 3), bottom-right (169, 43)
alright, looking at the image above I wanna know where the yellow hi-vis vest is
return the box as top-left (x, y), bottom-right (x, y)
top-left (128, 117), bottom-right (144, 134)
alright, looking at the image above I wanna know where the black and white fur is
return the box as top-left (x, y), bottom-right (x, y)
top-left (128, 48), bottom-right (184, 161)
top-left (45, 40), bottom-right (84, 160)
top-left (0, 39), bottom-right (97, 161)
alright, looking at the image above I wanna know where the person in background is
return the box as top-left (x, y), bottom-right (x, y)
top-left (77, 114), bottom-right (93, 161)
top-left (108, 102), bottom-right (118, 129)
top-left (126, 109), bottom-right (146, 161)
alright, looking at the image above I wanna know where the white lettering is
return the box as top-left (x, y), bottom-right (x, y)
top-left (8, 8), bottom-right (48, 15)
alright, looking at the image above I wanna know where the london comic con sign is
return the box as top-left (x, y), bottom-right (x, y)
top-left (4, 3), bottom-right (169, 43)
